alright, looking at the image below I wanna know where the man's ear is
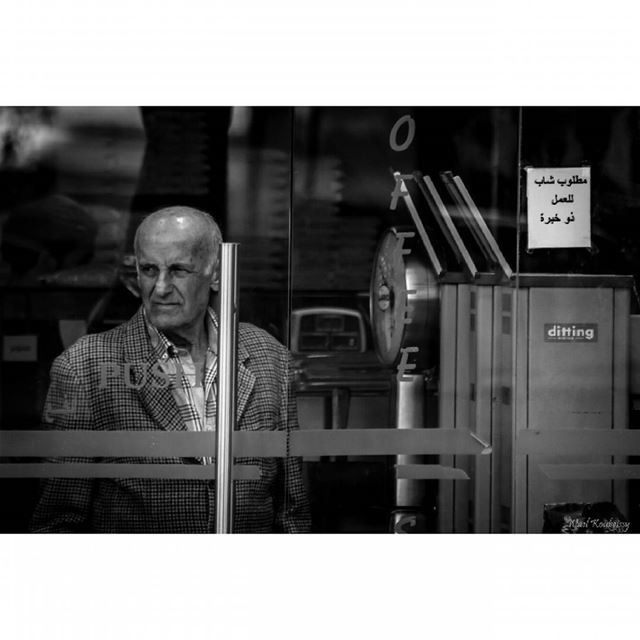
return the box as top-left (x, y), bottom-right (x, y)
top-left (209, 260), bottom-right (220, 293)
top-left (120, 254), bottom-right (141, 298)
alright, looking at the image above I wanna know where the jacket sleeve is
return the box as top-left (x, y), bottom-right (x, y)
top-left (273, 352), bottom-right (311, 533)
top-left (29, 349), bottom-right (96, 533)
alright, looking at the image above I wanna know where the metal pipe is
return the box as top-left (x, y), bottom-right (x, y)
top-left (215, 243), bottom-right (239, 533)
top-left (395, 374), bottom-right (426, 507)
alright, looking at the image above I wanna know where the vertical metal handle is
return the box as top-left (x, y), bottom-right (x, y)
top-left (215, 243), bottom-right (239, 533)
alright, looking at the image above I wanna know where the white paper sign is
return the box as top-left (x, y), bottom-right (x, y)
top-left (526, 166), bottom-right (591, 249)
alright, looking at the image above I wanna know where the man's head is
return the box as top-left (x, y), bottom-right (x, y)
top-left (134, 206), bottom-right (222, 339)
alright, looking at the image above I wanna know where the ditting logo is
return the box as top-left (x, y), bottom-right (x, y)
top-left (544, 323), bottom-right (598, 342)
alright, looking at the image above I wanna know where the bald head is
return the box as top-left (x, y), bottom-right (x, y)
top-left (134, 206), bottom-right (222, 275)
top-left (134, 206), bottom-right (223, 339)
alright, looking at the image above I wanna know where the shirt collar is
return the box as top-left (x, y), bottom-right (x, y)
top-left (144, 307), bottom-right (218, 360)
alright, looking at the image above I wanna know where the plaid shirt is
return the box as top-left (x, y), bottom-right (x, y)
top-left (145, 308), bottom-right (218, 463)
top-left (30, 307), bottom-right (311, 533)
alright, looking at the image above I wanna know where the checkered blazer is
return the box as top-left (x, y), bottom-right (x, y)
top-left (30, 307), bottom-right (311, 533)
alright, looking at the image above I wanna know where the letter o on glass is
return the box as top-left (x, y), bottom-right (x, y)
top-left (389, 115), bottom-right (415, 152)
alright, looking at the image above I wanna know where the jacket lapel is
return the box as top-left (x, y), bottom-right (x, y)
top-left (211, 311), bottom-right (256, 426)
top-left (124, 308), bottom-right (186, 432)
top-left (123, 307), bottom-right (257, 430)
top-left (236, 334), bottom-right (256, 427)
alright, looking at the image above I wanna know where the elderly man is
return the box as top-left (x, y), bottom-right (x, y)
top-left (30, 206), bottom-right (311, 533)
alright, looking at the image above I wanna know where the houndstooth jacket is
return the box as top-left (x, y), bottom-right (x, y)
top-left (30, 307), bottom-right (311, 533)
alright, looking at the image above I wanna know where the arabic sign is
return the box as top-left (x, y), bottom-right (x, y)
top-left (526, 166), bottom-right (591, 249)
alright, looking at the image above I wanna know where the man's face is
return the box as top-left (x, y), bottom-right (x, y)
top-left (136, 226), bottom-right (217, 337)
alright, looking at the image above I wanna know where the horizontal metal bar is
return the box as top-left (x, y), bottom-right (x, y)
top-left (396, 464), bottom-right (470, 480)
top-left (0, 429), bottom-right (489, 458)
top-left (539, 464), bottom-right (640, 481)
top-left (0, 463), bottom-right (261, 480)
top-left (515, 274), bottom-right (634, 289)
top-left (516, 429), bottom-right (640, 456)
top-left (0, 431), bottom-right (285, 458)
top-left (293, 429), bottom-right (486, 456)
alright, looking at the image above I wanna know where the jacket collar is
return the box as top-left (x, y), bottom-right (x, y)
top-left (124, 306), bottom-right (255, 430)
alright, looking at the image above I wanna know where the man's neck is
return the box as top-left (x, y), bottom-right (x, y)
top-left (164, 323), bottom-right (208, 360)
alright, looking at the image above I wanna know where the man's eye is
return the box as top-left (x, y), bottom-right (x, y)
top-left (140, 266), bottom-right (157, 276)
top-left (170, 267), bottom-right (190, 277)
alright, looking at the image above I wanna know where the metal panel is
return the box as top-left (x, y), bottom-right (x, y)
top-left (526, 287), bottom-right (615, 532)
top-left (454, 284), bottom-right (472, 533)
top-left (613, 288), bottom-right (631, 516)
top-left (473, 285), bottom-right (494, 532)
top-left (629, 315), bottom-right (640, 395)
top-left (490, 286), bottom-right (502, 532)
top-left (528, 288), bottom-right (613, 430)
top-left (437, 284), bottom-right (457, 532)
top-left (491, 286), bottom-right (512, 532)
top-left (513, 288), bottom-right (529, 533)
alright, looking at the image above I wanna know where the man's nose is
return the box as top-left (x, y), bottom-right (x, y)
top-left (154, 271), bottom-right (173, 296)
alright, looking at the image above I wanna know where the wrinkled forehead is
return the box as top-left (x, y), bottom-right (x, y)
top-left (136, 227), bottom-right (212, 266)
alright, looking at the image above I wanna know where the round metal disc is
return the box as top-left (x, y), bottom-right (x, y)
top-left (370, 227), bottom-right (439, 369)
